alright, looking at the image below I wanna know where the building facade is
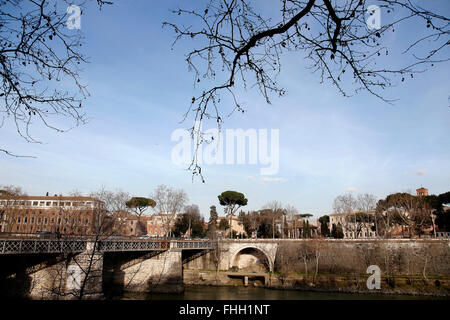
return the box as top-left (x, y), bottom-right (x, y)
top-left (328, 211), bottom-right (377, 239)
top-left (0, 195), bottom-right (102, 235)
top-left (416, 187), bottom-right (429, 196)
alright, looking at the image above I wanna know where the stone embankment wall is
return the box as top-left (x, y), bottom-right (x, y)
top-left (183, 239), bottom-right (450, 296)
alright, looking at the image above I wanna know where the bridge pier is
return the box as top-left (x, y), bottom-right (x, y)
top-left (108, 246), bottom-right (184, 294)
top-left (29, 241), bottom-right (103, 300)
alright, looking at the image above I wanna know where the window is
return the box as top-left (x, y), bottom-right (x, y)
top-left (31, 217), bottom-right (34, 224)
top-left (38, 218), bottom-right (42, 223)
top-left (46, 202), bottom-right (51, 206)
top-left (66, 202), bottom-right (71, 206)
top-left (85, 219), bottom-right (89, 225)
top-left (50, 218), bottom-right (54, 224)
top-left (57, 218), bottom-right (61, 224)
top-left (39, 201), bottom-right (45, 206)
top-left (59, 202), bottom-right (65, 206)
top-left (19, 201), bottom-right (25, 206)
top-left (73, 202), bottom-right (78, 207)
top-left (17, 217), bottom-right (21, 223)
top-left (24, 217), bottom-right (28, 224)
top-left (44, 218), bottom-right (47, 225)
top-left (26, 201), bottom-right (32, 206)
top-left (52, 202), bottom-right (58, 206)
top-left (33, 201), bottom-right (38, 206)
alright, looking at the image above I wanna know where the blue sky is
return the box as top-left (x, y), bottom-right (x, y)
top-left (1, 1), bottom-right (449, 218)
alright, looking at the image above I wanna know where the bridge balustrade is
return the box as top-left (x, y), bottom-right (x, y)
top-left (97, 240), bottom-right (170, 252)
top-left (176, 241), bottom-right (214, 249)
top-left (0, 238), bottom-right (213, 254)
top-left (0, 239), bottom-right (86, 254)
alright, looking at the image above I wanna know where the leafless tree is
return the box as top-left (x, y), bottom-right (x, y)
top-left (263, 200), bottom-right (284, 238)
top-left (333, 193), bottom-right (360, 236)
top-left (163, 0), bottom-right (450, 178)
top-left (357, 193), bottom-right (377, 235)
top-left (310, 239), bottom-right (327, 284)
top-left (152, 185), bottom-right (188, 237)
top-left (0, 0), bottom-right (112, 157)
top-left (0, 184), bottom-right (27, 233)
top-left (284, 204), bottom-right (298, 238)
top-left (274, 242), bottom-right (298, 284)
top-left (298, 240), bottom-right (314, 280)
top-left (61, 187), bottom-right (131, 299)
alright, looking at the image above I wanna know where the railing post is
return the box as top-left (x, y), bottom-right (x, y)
top-left (18, 240), bottom-right (22, 253)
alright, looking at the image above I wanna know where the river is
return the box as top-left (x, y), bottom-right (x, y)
top-left (113, 285), bottom-right (446, 300)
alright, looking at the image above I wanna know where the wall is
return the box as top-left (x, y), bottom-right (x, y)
top-left (103, 249), bottom-right (183, 294)
top-left (183, 239), bottom-right (450, 296)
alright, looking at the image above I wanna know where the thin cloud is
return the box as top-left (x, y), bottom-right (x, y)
top-left (415, 169), bottom-right (427, 176)
top-left (261, 177), bottom-right (284, 183)
top-left (346, 186), bottom-right (357, 193)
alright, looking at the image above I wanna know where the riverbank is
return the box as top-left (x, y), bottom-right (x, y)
top-left (183, 270), bottom-right (450, 297)
top-left (116, 284), bottom-right (447, 300)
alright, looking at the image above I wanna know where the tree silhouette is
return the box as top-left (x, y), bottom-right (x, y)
top-left (164, 0), bottom-right (449, 178)
top-left (0, 0), bottom-right (112, 157)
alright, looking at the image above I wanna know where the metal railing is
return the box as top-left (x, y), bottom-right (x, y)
top-left (97, 240), bottom-right (170, 252)
top-left (0, 239), bottom-right (86, 254)
top-left (0, 238), bottom-right (213, 254)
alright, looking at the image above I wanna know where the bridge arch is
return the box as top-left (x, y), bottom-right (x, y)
top-left (230, 246), bottom-right (274, 272)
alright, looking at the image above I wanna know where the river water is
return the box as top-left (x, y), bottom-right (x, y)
top-left (115, 285), bottom-right (445, 300)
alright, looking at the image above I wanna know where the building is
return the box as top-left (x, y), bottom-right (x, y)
top-left (416, 187), bottom-right (429, 197)
top-left (114, 212), bottom-right (142, 237)
top-left (328, 211), bottom-right (377, 239)
top-left (146, 213), bottom-right (181, 237)
top-left (216, 215), bottom-right (246, 238)
top-left (0, 195), bottom-right (103, 235)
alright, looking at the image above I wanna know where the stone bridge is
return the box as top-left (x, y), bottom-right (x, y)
top-left (217, 240), bottom-right (279, 272)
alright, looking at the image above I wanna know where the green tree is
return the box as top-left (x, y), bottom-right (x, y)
top-left (126, 197), bottom-right (156, 218)
top-left (172, 206), bottom-right (205, 238)
top-left (433, 191), bottom-right (450, 232)
top-left (376, 192), bottom-right (433, 238)
top-left (218, 190), bottom-right (248, 238)
top-left (319, 215), bottom-right (330, 237)
top-left (331, 223), bottom-right (344, 239)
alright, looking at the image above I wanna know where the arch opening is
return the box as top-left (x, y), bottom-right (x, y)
top-left (231, 247), bottom-right (271, 273)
